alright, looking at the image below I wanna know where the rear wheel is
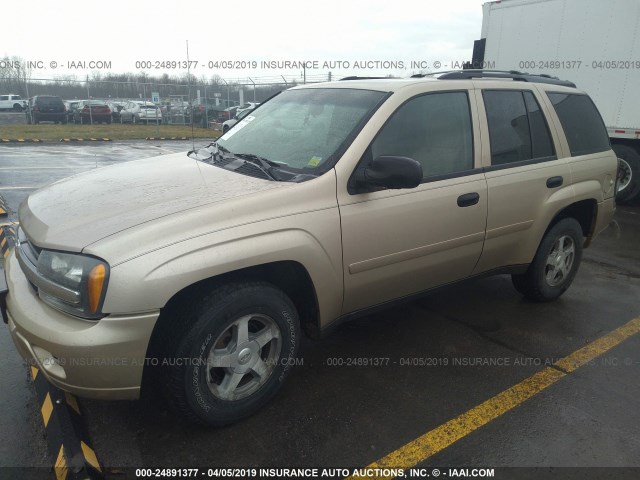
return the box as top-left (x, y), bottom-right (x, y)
top-left (512, 218), bottom-right (583, 302)
top-left (13, 104), bottom-right (22, 112)
top-left (613, 144), bottom-right (640, 204)
top-left (158, 282), bottom-right (300, 426)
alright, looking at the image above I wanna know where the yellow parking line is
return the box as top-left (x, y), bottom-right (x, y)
top-left (350, 316), bottom-right (640, 480)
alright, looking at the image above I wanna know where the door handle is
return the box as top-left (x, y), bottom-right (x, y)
top-left (546, 176), bottom-right (563, 188)
top-left (457, 192), bottom-right (480, 207)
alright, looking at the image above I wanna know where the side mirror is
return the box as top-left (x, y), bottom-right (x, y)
top-left (362, 156), bottom-right (423, 190)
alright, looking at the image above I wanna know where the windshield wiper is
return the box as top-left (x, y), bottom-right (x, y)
top-left (233, 153), bottom-right (281, 168)
top-left (231, 153), bottom-right (284, 181)
top-left (188, 141), bottom-right (230, 159)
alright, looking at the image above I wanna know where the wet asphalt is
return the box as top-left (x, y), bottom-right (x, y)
top-left (0, 142), bottom-right (638, 479)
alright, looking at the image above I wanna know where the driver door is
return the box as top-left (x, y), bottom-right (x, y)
top-left (337, 90), bottom-right (488, 314)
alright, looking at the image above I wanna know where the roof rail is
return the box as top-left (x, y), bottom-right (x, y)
top-left (412, 69), bottom-right (576, 88)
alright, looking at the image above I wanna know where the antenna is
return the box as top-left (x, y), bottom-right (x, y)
top-left (186, 40), bottom-right (195, 151)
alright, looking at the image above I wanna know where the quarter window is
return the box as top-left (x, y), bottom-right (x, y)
top-left (371, 92), bottom-right (474, 179)
top-left (547, 92), bottom-right (610, 156)
top-left (483, 90), bottom-right (555, 166)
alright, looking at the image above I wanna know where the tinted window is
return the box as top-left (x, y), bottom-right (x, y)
top-left (36, 96), bottom-right (64, 108)
top-left (483, 91), bottom-right (532, 165)
top-left (371, 92), bottom-right (474, 178)
top-left (0, 96), bottom-right (8, 101)
top-left (523, 91), bottom-right (554, 159)
top-left (483, 90), bottom-right (556, 165)
top-left (547, 93), bottom-right (610, 156)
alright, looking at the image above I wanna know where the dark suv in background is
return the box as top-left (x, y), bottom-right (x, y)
top-left (26, 96), bottom-right (67, 124)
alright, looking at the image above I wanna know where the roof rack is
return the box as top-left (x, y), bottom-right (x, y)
top-left (411, 70), bottom-right (576, 88)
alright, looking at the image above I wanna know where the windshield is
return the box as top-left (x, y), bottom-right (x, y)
top-left (216, 88), bottom-right (387, 173)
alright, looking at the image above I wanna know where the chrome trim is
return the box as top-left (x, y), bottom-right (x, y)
top-left (15, 238), bottom-right (81, 305)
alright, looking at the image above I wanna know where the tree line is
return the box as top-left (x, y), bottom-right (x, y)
top-left (0, 56), bottom-right (301, 103)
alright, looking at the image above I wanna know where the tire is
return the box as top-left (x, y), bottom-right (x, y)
top-left (13, 104), bottom-right (22, 112)
top-left (158, 281), bottom-right (300, 426)
top-left (613, 144), bottom-right (640, 204)
top-left (512, 218), bottom-right (584, 302)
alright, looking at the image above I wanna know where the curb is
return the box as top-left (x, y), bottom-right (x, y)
top-left (145, 136), bottom-right (190, 140)
top-left (1, 138), bottom-right (45, 143)
top-left (0, 225), bottom-right (104, 479)
top-left (31, 367), bottom-right (105, 480)
top-left (59, 138), bottom-right (112, 142)
top-left (0, 223), bottom-right (16, 258)
top-left (0, 194), bottom-right (7, 216)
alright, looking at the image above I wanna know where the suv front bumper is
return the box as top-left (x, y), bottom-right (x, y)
top-left (4, 250), bottom-right (159, 400)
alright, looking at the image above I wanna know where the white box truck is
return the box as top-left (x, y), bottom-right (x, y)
top-left (471, 0), bottom-right (640, 203)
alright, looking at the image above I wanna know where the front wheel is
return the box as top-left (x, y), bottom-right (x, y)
top-left (160, 282), bottom-right (300, 426)
top-left (512, 218), bottom-right (584, 302)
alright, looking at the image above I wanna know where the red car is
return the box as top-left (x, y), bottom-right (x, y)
top-left (73, 100), bottom-right (112, 124)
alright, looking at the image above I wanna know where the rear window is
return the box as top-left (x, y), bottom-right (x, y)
top-left (547, 93), bottom-right (610, 156)
top-left (37, 96), bottom-right (64, 107)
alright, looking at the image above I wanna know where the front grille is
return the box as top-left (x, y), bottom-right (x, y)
top-left (17, 228), bottom-right (40, 291)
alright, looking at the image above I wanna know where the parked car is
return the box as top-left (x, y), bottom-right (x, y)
top-left (218, 106), bottom-right (238, 122)
top-left (26, 95), bottom-right (67, 124)
top-left (3, 72), bottom-right (617, 427)
top-left (0, 94), bottom-right (27, 111)
top-left (107, 101), bottom-right (126, 123)
top-left (64, 100), bottom-right (81, 123)
top-left (73, 101), bottom-right (112, 124)
top-left (120, 101), bottom-right (162, 124)
top-left (221, 107), bottom-right (254, 133)
top-left (235, 102), bottom-right (260, 117)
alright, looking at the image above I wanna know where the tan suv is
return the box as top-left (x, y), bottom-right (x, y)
top-left (1, 70), bottom-right (617, 426)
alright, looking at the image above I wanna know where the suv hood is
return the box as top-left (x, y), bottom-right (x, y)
top-left (19, 152), bottom-right (287, 251)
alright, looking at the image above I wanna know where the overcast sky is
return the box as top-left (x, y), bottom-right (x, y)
top-left (1, 0), bottom-right (488, 82)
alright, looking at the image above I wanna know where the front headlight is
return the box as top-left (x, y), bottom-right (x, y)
top-left (37, 250), bottom-right (109, 319)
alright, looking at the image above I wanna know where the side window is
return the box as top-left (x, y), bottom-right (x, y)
top-left (371, 91), bottom-right (474, 179)
top-left (0, 96), bottom-right (8, 101)
top-left (547, 93), bottom-right (610, 156)
top-left (523, 91), bottom-right (555, 159)
top-left (483, 90), bottom-right (556, 166)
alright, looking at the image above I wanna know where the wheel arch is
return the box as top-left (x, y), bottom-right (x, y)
top-left (547, 198), bottom-right (598, 242)
top-left (141, 260), bottom-right (321, 395)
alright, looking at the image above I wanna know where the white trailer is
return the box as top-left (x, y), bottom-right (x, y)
top-left (473, 0), bottom-right (640, 203)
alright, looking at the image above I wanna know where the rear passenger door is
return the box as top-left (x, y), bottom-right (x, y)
top-left (339, 90), bottom-right (488, 314)
top-left (472, 87), bottom-right (572, 274)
